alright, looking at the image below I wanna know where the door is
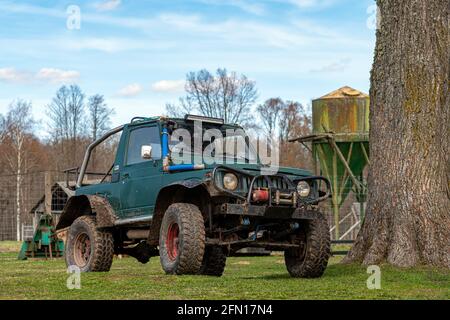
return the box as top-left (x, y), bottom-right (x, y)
top-left (119, 124), bottom-right (162, 218)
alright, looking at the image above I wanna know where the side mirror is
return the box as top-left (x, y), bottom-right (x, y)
top-left (141, 145), bottom-right (152, 159)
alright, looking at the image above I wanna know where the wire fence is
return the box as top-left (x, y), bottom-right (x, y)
top-left (0, 171), bottom-right (66, 241)
top-left (325, 193), bottom-right (364, 242)
top-left (0, 172), bottom-right (365, 242)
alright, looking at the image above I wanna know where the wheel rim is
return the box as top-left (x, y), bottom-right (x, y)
top-left (74, 233), bottom-right (91, 267)
top-left (166, 222), bottom-right (180, 261)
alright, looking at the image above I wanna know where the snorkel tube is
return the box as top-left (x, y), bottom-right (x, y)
top-left (162, 123), bottom-right (205, 172)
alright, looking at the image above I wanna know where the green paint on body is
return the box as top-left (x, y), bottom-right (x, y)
top-left (76, 118), bottom-right (313, 222)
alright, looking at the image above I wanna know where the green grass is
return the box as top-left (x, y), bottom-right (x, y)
top-left (0, 242), bottom-right (448, 300)
top-left (0, 241), bottom-right (21, 252)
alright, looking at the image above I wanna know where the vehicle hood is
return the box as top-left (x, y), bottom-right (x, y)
top-left (207, 163), bottom-right (312, 178)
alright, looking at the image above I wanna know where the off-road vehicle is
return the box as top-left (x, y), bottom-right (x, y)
top-left (57, 115), bottom-right (331, 277)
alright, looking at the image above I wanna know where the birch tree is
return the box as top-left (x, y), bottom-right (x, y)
top-left (2, 100), bottom-right (35, 241)
top-left (87, 94), bottom-right (114, 171)
top-left (47, 85), bottom-right (86, 169)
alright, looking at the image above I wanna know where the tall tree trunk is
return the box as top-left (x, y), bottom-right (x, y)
top-left (92, 122), bottom-right (97, 171)
top-left (344, 0), bottom-right (449, 267)
top-left (16, 146), bottom-right (21, 242)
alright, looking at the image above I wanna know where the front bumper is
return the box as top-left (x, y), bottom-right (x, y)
top-left (220, 204), bottom-right (320, 220)
top-left (212, 165), bottom-right (331, 207)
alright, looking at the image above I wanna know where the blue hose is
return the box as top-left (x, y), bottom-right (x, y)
top-left (162, 126), bottom-right (169, 158)
top-left (162, 124), bottom-right (205, 172)
top-left (167, 164), bottom-right (205, 172)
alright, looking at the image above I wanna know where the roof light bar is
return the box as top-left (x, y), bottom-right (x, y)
top-left (185, 114), bottom-right (224, 125)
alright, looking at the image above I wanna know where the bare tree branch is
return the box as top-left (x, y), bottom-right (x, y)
top-left (88, 94), bottom-right (114, 141)
top-left (167, 68), bottom-right (258, 127)
top-left (47, 85), bottom-right (86, 168)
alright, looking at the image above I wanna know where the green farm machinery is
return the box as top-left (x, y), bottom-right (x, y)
top-left (18, 179), bottom-right (73, 260)
top-left (18, 214), bottom-right (64, 260)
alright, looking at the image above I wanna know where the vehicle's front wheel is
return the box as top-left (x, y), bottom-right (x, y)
top-left (284, 213), bottom-right (330, 278)
top-left (65, 216), bottom-right (114, 272)
top-left (199, 246), bottom-right (227, 277)
top-left (159, 203), bottom-right (205, 275)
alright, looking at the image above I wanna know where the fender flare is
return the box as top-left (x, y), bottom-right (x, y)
top-left (56, 195), bottom-right (117, 230)
top-left (146, 180), bottom-right (210, 245)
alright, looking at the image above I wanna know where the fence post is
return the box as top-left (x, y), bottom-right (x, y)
top-left (45, 172), bottom-right (52, 215)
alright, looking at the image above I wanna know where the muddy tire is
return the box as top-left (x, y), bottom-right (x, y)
top-left (65, 216), bottom-right (114, 272)
top-left (199, 246), bottom-right (227, 277)
top-left (285, 213), bottom-right (330, 278)
top-left (159, 203), bottom-right (205, 275)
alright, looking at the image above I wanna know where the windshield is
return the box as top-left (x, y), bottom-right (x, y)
top-left (169, 123), bottom-right (258, 165)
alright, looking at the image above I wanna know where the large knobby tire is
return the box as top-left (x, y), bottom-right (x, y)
top-left (199, 246), bottom-right (227, 277)
top-left (159, 203), bottom-right (205, 275)
top-left (65, 215), bottom-right (114, 272)
top-left (285, 213), bottom-right (330, 278)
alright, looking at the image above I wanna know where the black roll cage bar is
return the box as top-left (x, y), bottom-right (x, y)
top-left (75, 125), bottom-right (125, 188)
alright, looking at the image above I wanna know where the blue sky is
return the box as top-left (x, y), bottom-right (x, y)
top-left (0, 0), bottom-right (376, 136)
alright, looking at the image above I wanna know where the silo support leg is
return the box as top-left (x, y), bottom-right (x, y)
top-left (333, 201), bottom-right (340, 240)
top-left (328, 138), bottom-right (364, 193)
top-left (332, 151), bottom-right (340, 240)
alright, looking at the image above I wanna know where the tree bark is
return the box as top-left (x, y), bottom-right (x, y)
top-left (343, 0), bottom-right (450, 268)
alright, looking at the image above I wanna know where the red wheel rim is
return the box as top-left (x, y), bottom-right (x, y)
top-left (166, 222), bottom-right (180, 260)
top-left (74, 233), bottom-right (91, 267)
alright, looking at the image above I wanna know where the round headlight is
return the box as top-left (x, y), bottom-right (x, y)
top-left (297, 181), bottom-right (311, 197)
top-left (223, 173), bottom-right (239, 191)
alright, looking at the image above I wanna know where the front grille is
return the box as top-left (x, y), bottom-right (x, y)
top-left (242, 175), bottom-right (291, 192)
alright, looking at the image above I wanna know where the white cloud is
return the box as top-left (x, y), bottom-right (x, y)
top-left (0, 67), bottom-right (30, 83)
top-left (228, 0), bottom-right (265, 15)
top-left (159, 14), bottom-right (202, 30)
top-left (0, 2), bottom-right (356, 50)
top-left (117, 83), bottom-right (143, 97)
top-left (199, 0), bottom-right (265, 15)
top-left (61, 37), bottom-right (176, 53)
top-left (288, 0), bottom-right (335, 8)
top-left (0, 2), bottom-right (64, 18)
top-left (151, 80), bottom-right (185, 93)
top-left (64, 38), bottom-right (134, 53)
top-left (35, 68), bottom-right (80, 84)
top-left (310, 58), bottom-right (352, 73)
top-left (154, 13), bottom-right (365, 49)
top-left (157, 14), bottom-right (308, 48)
top-left (0, 67), bottom-right (79, 84)
top-left (94, 0), bottom-right (121, 12)
top-left (290, 0), bottom-right (316, 7)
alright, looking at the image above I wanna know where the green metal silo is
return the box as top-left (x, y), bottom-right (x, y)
top-left (308, 87), bottom-right (370, 239)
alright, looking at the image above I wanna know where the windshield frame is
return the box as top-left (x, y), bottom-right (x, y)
top-left (168, 120), bottom-right (260, 165)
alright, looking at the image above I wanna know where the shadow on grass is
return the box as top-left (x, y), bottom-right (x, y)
top-left (236, 263), bottom-right (365, 281)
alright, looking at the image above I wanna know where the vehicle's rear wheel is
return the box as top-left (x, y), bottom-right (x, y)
top-left (199, 246), bottom-right (227, 277)
top-left (159, 203), bottom-right (205, 275)
top-left (285, 213), bottom-right (330, 278)
top-left (65, 216), bottom-right (114, 272)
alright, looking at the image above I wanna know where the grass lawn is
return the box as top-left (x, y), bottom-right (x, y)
top-left (0, 241), bottom-right (22, 252)
top-left (0, 241), bottom-right (448, 300)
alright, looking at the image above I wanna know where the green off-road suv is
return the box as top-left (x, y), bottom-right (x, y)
top-left (57, 115), bottom-right (331, 278)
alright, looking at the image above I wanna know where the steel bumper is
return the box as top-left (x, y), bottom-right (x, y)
top-left (221, 203), bottom-right (319, 220)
